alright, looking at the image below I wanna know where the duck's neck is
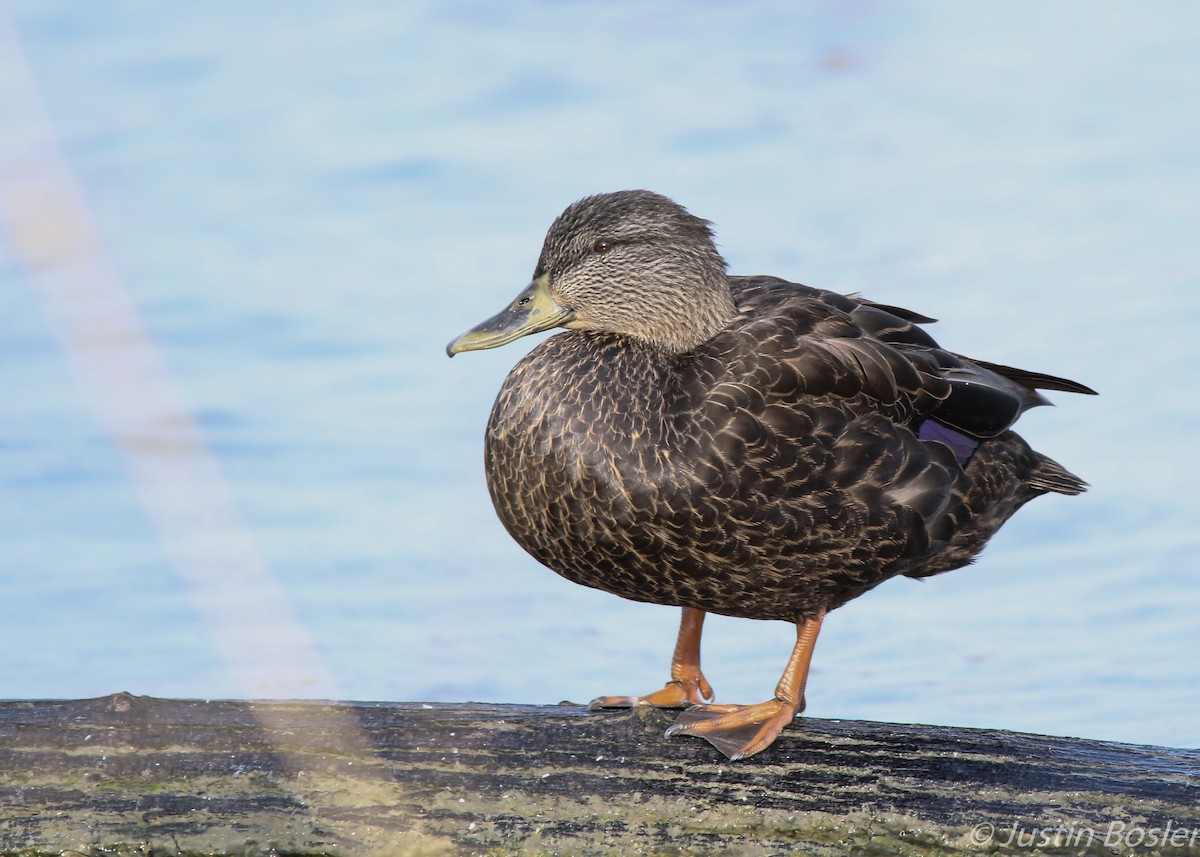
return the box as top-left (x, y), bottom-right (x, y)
top-left (645, 272), bottom-right (738, 355)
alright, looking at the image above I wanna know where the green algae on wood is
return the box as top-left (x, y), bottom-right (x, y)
top-left (1, 694), bottom-right (1198, 856)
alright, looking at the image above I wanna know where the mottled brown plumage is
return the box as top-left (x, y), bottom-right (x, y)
top-left (448, 190), bottom-right (1095, 759)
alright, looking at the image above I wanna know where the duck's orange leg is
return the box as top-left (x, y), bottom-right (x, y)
top-left (665, 611), bottom-right (825, 760)
top-left (589, 607), bottom-right (714, 709)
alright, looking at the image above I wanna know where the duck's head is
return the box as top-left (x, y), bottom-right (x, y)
top-left (447, 190), bottom-right (737, 357)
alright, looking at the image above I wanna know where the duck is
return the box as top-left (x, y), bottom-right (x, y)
top-left (447, 190), bottom-right (1095, 760)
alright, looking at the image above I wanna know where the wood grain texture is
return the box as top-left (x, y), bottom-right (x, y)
top-left (2, 694), bottom-right (1198, 856)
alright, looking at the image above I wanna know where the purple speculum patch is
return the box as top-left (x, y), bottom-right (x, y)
top-left (918, 419), bottom-right (980, 465)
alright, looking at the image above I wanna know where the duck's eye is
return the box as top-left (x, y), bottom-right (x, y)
top-left (592, 239), bottom-right (614, 254)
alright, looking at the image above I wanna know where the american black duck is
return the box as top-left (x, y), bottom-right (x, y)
top-left (447, 190), bottom-right (1095, 760)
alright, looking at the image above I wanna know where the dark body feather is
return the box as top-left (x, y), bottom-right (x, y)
top-left (484, 276), bottom-right (1088, 622)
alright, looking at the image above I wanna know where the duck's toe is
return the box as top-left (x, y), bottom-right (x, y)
top-left (664, 698), bottom-right (800, 760)
top-left (588, 676), bottom-right (715, 711)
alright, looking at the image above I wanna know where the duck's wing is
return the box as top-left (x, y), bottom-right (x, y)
top-left (726, 277), bottom-right (1095, 440)
top-left (678, 278), bottom-right (1096, 568)
top-left (684, 282), bottom-right (962, 569)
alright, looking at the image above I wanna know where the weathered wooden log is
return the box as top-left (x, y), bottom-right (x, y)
top-left (1, 693), bottom-right (1198, 856)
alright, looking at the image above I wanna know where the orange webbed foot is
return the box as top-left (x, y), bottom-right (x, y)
top-left (664, 696), bottom-right (803, 760)
top-left (664, 612), bottom-right (825, 761)
top-left (588, 675), bottom-right (714, 710)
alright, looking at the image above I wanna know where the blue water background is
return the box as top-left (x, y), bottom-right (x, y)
top-left (1, 1), bottom-right (1197, 748)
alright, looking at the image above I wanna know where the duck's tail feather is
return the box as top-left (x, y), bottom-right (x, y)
top-left (969, 358), bottom-right (1099, 396)
top-left (1028, 452), bottom-right (1089, 496)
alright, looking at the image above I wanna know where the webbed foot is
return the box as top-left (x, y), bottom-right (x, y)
top-left (588, 675), bottom-right (714, 710)
top-left (664, 696), bottom-right (801, 760)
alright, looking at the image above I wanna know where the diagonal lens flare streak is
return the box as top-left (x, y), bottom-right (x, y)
top-left (0, 10), bottom-right (370, 761)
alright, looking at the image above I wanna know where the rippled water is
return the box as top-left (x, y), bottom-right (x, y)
top-left (1, 1), bottom-right (1197, 749)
